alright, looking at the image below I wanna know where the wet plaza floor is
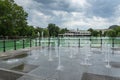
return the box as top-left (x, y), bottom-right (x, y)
top-left (0, 46), bottom-right (120, 80)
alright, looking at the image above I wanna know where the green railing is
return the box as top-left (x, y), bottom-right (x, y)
top-left (0, 37), bottom-right (120, 52)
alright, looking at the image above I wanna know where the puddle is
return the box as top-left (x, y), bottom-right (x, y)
top-left (81, 73), bottom-right (120, 80)
top-left (0, 70), bottom-right (22, 80)
top-left (11, 64), bottom-right (38, 73)
top-left (110, 62), bottom-right (120, 68)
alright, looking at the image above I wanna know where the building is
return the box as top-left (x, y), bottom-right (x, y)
top-left (59, 30), bottom-right (91, 37)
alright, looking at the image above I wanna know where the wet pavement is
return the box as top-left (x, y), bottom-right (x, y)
top-left (0, 69), bottom-right (22, 80)
top-left (0, 46), bottom-right (120, 80)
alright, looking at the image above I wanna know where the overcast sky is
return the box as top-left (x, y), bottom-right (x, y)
top-left (14, 0), bottom-right (120, 30)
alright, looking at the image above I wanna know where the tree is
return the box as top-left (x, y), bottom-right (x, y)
top-left (54, 26), bottom-right (60, 37)
top-left (26, 26), bottom-right (35, 37)
top-left (35, 27), bottom-right (43, 37)
top-left (106, 29), bottom-right (116, 37)
top-left (99, 30), bottom-right (102, 37)
top-left (47, 23), bottom-right (55, 37)
top-left (88, 28), bottom-right (93, 32)
top-left (88, 28), bottom-right (93, 36)
top-left (59, 28), bottom-right (69, 34)
top-left (117, 32), bottom-right (120, 37)
top-left (88, 28), bottom-right (104, 37)
top-left (91, 30), bottom-right (99, 37)
top-left (109, 25), bottom-right (119, 29)
top-left (103, 31), bottom-right (107, 37)
top-left (47, 23), bottom-right (60, 37)
top-left (113, 26), bottom-right (120, 36)
top-left (0, 0), bottom-right (28, 37)
top-left (43, 28), bottom-right (49, 37)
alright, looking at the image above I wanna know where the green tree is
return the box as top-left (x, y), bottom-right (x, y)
top-left (103, 31), bottom-right (107, 37)
top-left (91, 30), bottom-right (99, 37)
top-left (117, 32), bottom-right (120, 37)
top-left (47, 23), bottom-right (55, 37)
top-left (35, 27), bottom-right (43, 37)
top-left (0, 0), bottom-right (28, 37)
top-left (47, 23), bottom-right (60, 37)
top-left (99, 30), bottom-right (102, 37)
top-left (26, 26), bottom-right (35, 37)
top-left (59, 28), bottom-right (69, 34)
top-left (113, 26), bottom-right (120, 36)
top-left (106, 29), bottom-right (116, 37)
top-left (88, 28), bottom-right (93, 36)
top-left (43, 28), bottom-right (49, 37)
top-left (88, 28), bottom-right (93, 32)
top-left (54, 26), bottom-right (60, 37)
top-left (88, 28), bottom-right (103, 37)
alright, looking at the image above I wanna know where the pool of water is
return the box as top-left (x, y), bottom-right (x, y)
top-left (0, 45), bottom-right (120, 80)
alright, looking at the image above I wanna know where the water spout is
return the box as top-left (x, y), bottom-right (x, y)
top-left (57, 47), bottom-right (63, 71)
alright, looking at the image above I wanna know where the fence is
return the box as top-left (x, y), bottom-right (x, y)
top-left (0, 37), bottom-right (120, 52)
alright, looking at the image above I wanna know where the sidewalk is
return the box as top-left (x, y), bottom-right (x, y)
top-left (0, 46), bottom-right (42, 59)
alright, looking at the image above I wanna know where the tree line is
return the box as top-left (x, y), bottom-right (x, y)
top-left (88, 25), bottom-right (120, 37)
top-left (105, 25), bottom-right (120, 37)
top-left (0, 0), bottom-right (68, 38)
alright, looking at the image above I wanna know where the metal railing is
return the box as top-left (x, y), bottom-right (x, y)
top-left (0, 37), bottom-right (120, 52)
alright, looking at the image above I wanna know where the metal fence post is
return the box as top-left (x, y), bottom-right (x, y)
top-left (112, 38), bottom-right (114, 48)
top-left (3, 39), bottom-right (5, 52)
top-left (101, 37), bottom-right (102, 47)
top-left (90, 36), bottom-right (91, 41)
top-left (23, 39), bottom-right (25, 49)
top-left (48, 37), bottom-right (50, 47)
top-left (39, 37), bottom-right (40, 46)
top-left (58, 37), bottom-right (60, 47)
top-left (14, 39), bottom-right (16, 50)
top-left (35, 38), bottom-right (37, 47)
top-left (78, 39), bottom-right (80, 47)
top-left (30, 38), bottom-right (32, 47)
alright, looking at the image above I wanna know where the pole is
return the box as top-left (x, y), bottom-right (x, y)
top-left (112, 37), bottom-right (114, 48)
top-left (3, 39), bottom-right (5, 52)
top-left (35, 38), bottom-right (37, 47)
top-left (14, 39), bottom-right (16, 50)
top-left (101, 37), bottom-right (102, 48)
top-left (23, 39), bottom-right (25, 49)
top-left (30, 38), bottom-right (32, 47)
top-left (78, 38), bottom-right (80, 47)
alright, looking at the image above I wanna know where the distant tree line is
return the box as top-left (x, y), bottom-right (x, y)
top-left (88, 28), bottom-right (102, 37)
top-left (36, 23), bottom-right (69, 38)
top-left (0, 0), bottom-right (69, 39)
top-left (105, 25), bottom-right (120, 37)
top-left (88, 25), bottom-right (120, 37)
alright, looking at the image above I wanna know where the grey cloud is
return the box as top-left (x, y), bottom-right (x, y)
top-left (87, 0), bottom-right (120, 18)
top-left (14, 0), bottom-right (120, 30)
top-left (35, 0), bottom-right (119, 18)
top-left (34, 0), bottom-right (69, 11)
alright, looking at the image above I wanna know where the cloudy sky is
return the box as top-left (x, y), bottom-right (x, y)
top-left (14, 0), bottom-right (120, 30)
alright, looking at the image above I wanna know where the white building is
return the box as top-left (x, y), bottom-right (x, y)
top-left (59, 30), bottom-right (91, 37)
